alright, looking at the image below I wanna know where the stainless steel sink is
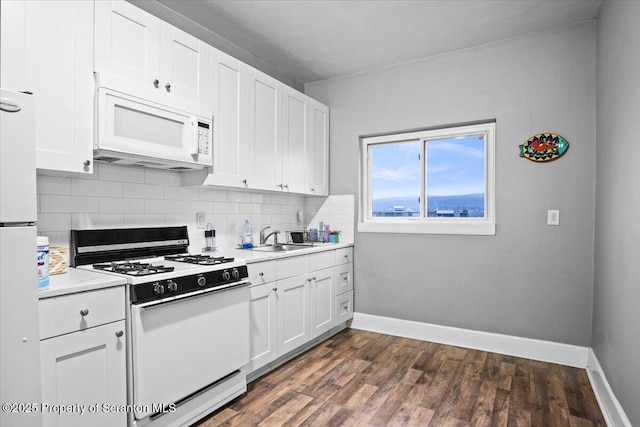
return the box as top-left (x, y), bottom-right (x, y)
top-left (251, 243), bottom-right (311, 252)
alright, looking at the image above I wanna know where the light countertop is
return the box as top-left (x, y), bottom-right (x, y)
top-left (39, 242), bottom-right (353, 298)
top-left (38, 268), bottom-right (127, 299)
top-left (225, 242), bottom-right (353, 263)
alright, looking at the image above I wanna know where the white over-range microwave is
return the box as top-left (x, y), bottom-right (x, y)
top-left (94, 73), bottom-right (213, 170)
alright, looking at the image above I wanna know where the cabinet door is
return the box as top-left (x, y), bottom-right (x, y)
top-left (210, 52), bottom-right (249, 187)
top-left (277, 275), bottom-right (309, 354)
top-left (247, 69), bottom-right (281, 191)
top-left (24, 0), bottom-right (94, 174)
top-left (249, 284), bottom-right (278, 372)
top-left (40, 321), bottom-right (126, 427)
top-left (0, 0), bottom-right (26, 90)
top-left (309, 268), bottom-right (335, 339)
top-left (281, 86), bottom-right (308, 193)
top-left (306, 98), bottom-right (330, 195)
top-left (95, 0), bottom-right (161, 89)
top-left (159, 22), bottom-right (208, 105)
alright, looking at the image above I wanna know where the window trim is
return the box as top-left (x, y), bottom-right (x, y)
top-left (358, 122), bottom-right (496, 235)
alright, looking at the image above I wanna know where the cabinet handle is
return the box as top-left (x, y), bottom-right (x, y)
top-left (153, 79), bottom-right (159, 88)
top-left (278, 184), bottom-right (283, 189)
top-left (259, 272), bottom-right (264, 276)
top-left (312, 276), bottom-right (316, 281)
top-left (310, 188), bottom-right (316, 193)
top-left (115, 331), bottom-right (124, 338)
top-left (272, 287), bottom-right (278, 292)
top-left (80, 309), bottom-right (89, 316)
top-left (284, 184), bottom-right (289, 190)
top-left (165, 83), bottom-right (171, 92)
top-left (83, 160), bottom-right (91, 166)
top-left (242, 179), bottom-right (248, 185)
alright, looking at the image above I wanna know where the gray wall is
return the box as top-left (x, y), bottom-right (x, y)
top-left (306, 22), bottom-right (596, 346)
top-left (593, 2), bottom-right (640, 425)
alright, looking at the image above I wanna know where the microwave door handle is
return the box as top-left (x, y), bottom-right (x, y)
top-left (190, 118), bottom-right (199, 156)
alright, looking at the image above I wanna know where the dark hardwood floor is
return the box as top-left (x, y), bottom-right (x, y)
top-left (195, 329), bottom-right (606, 426)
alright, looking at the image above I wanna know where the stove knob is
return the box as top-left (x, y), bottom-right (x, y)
top-left (231, 268), bottom-right (240, 279)
top-left (222, 270), bottom-right (231, 281)
top-left (153, 283), bottom-right (165, 296)
top-left (197, 276), bottom-right (206, 287)
top-left (167, 281), bottom-right (178, 292)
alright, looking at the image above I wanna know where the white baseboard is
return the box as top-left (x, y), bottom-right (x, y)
top-left (586, 349), bottom-right (632, 427)
top-left (351, 312), bottom-right (589, 368)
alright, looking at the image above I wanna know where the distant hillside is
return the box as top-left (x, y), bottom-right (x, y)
top-left (373, 193), bottom-right (484, 217)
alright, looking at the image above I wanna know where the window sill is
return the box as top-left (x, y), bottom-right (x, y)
top-left (357, 220), bottom-right (496, 236)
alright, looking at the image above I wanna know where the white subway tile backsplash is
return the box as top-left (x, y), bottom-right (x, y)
top-left (123, 214), bottom-right (165, 227)
top-left (99, 164), bottom-right (145, 183)
top-left (71, 178), bottom-right (123, 197)
top-left (37, 176), bottom-right (71, 195)
top-left (37, 213), bottom-right (71, 232)
top-left (36, 165), bottom-right (354, 250)
top-left (182, 200), bottom-right (214, 213)
top-left (227, 191), bottom-right (251, 203)
top-left (213, 202), bottom-right (239, 215)
top-left (99, 197), bottom-right (145, 214)
top-left (40, 195), bottom-right (99, 213)
top-left (71, 213), bottom-right (124, 229)
top-left (198, 188), bottom-right (228, 202)
top-left (123, 183), bottom-right (164, 200)
top-left (165, 186), bottom-right (199, 201)
top-left (145, 199), bottom-right (183, 214)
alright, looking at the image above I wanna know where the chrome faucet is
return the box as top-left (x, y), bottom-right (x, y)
top-left (259, 226), bottom-right (280, 245)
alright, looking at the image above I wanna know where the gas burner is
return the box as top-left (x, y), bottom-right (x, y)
top-left (92, 261), bottom-right (175, 276)
top-left (165, 254), bottom-right (235, 265)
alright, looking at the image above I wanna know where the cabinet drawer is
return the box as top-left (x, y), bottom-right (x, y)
top-left (249, 260), bottom-right (277, 285)
top-left (336, 291), bottom-right (354, 325)
top-left (309, 250), bottom-right (334, 272)
top-left (334, 263), bottom-right (353, 295)
top-left (276, 255), bottom-right (309, 280)
top-left (39, 286), bottom-right (125, 340)
top-left (335, 247), bottom-right (353, 265)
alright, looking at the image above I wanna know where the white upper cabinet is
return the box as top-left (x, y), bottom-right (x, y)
top-left (1, 0), bottom-right (94, 174)
top-left (208, 51), bottom-right (250, 187)
top-left (306, 98), bottom-right (330, 196)
top-left (247, 69), bottom-right (282, 191)
top-left (281, 87), bottom-right (308, 194)
top-left (95, 0), bottom-right (208, 106)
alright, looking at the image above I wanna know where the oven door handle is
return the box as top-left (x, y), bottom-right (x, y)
top-left (135, 280), bottom-right (251, 311)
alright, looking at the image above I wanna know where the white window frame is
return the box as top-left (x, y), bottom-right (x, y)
top-left (358, 122), bottom-right (496, 235)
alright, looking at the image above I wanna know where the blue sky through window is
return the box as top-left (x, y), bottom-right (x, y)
top-left (370, 135), bottom-right (485, 217)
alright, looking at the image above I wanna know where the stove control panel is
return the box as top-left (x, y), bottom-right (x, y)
top-left (131, 265), bottom-right (249, 304)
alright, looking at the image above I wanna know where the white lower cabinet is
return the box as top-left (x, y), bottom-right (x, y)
top-left (309, 267), bottom-right (335, 339)
top-left (39, 287), bottom-right (126, 427)
top-left (248, 282), bottom-right (278, 372)
top-left (277, 275), bottom-right (310, 354)
top-left (40, 321), bottom-right (126, 427)
top-left (248, 248), bottom-right (354, 375)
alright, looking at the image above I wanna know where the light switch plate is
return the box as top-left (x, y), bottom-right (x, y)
top-left (196, 212), bottom-right (206, 229)
top-left (547, 210), bottom-right (560, 226)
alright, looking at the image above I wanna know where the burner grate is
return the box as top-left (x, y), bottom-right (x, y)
top-left (93, 262), bottom-right (175, 276)
top-left (165, 255), bottom-right (235, 265)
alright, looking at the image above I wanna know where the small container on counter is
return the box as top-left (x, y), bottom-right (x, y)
top-left (37, 236), bottom-right (50, 290)
top-left (204, 225), bottom-right (216, 252)
top-left (309, 228), bottom-right (318, 242)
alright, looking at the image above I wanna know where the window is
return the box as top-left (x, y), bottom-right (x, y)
top-left (359, 122), bottom-right (495, 235)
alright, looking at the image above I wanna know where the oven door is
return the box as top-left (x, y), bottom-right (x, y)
top-left (130, 284), bottom-right (249, 419)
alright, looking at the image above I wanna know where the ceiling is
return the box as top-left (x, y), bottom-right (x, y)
top-left (156, 0), bottom-right (602, 86)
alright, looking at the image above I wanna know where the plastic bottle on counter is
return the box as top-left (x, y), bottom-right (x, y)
top-left (204, 225), bottom-right (216, 252)
top-left (324, 224), bottom-right (330, 243)
top-left (241, 219), bottom-right (254, 248)
top-left (319, 222), bottom-right (324, 243)
top-left (37, 236), bottom-right (50, 291)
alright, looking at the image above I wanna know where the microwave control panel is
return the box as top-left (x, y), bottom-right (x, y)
top-left (197, 121), bottom-right (211, 156)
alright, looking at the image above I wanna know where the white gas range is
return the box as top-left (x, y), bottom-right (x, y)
top-left (71, 226), bottom-right (250, 427)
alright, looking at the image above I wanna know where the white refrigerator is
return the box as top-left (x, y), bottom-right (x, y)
top-left (0, 89), bottom-right (43, 426)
